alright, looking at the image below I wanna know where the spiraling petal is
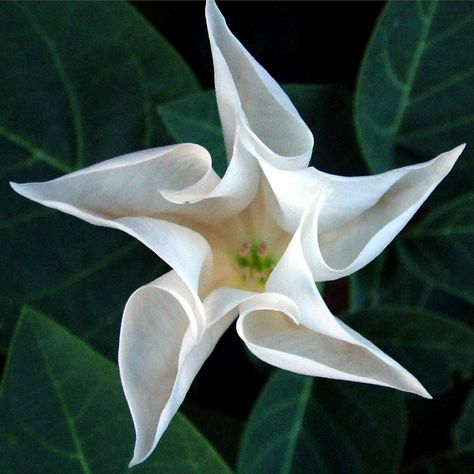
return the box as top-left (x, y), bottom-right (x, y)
top-left (236, 293), bottom-right (431, 398)
top-left (11, 141), bottom-right (260, 225)
top-left (206, 0), bottom-right (313, 169)
top-left (12, 144), bottom-right (217, 217)
top-left (264, 201), bottom-right (430, 397)
top-left (204, 287), bottom-right (256, 326)
top-left (260, 145), bottom-right (464, 278)
top-left (119, 271), bottom-right (237, 466)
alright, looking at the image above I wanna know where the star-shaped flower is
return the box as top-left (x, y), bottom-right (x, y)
top-left (11, 0), bottom-right (463, 466)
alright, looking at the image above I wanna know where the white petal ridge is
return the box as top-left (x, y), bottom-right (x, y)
top-left (260, 145), bottom-right (464, 280)
top-left (263, 198), bottom-right (431, 397)
top-left (206, 0), bottom-right (313, 169)
top-left (236, 293), bottom-right (431, 398)
top-left (119, 271), bottom-right (240, 466)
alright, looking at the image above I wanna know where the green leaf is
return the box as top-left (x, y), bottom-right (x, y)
top-left (355, 0), bottom-right (474, 200)
top-left (158, 84), bottom-right (367, 178)
top-left (183, 404), bottom-right (244, 468)
top-left (237, 371), bottom-right (406, 474)
top-left (398, 192), bottom-right (474, 306)
top-left (349, 249), bottom-right (473, 327)
top-left (0, 307), bottom-right (232, 473)
top-left (1, 1), bottom-right (200, 355)
top-left (346, 306), bottom-right (474, 395)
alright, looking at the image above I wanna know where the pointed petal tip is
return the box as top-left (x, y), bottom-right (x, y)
top-left (406, 377), bottom-right (432, 399)
top-left (418, 385), bottom-right (433, 400)
top-left (127, 436), bottom-right (155, 468)
top-left (451, 142), bottom-right (466, 159)
top-left (432, 143), bottom-right (465, 177)
top-left (10, 181), bottom-right (20, 192)
top-left (10, 181), bottom-right (31, 199)
top-left (10, 181), bottom-right (42, 203)
top-left (128, 455), bottom-right (143, 469)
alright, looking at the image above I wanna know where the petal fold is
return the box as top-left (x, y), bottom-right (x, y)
top-left (261, 145), bottom-right (464, 279)
top-left (264, 207), bottom-right (430, 397)
top-left (10, 141), bottom-right (263, 294)
top-left (12, 144), bottom-right (218, 219)
top-left (119, 271), bottom-right (234, 466)
top-left (236, 293), bottom-right (430, 398)
top-left (206, 0), bottom-right (313, 169)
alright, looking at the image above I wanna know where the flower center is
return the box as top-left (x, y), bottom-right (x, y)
top-left (234, 240), bottom-right (276, 289)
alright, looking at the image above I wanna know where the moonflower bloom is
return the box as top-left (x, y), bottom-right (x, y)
top-left (12, 0), bottom-right (464, 466)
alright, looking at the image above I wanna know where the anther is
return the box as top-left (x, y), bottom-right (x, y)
top-left (257, 242), bottom-right (268, 257)
top-left (239, 241), bottom-right (250, 257)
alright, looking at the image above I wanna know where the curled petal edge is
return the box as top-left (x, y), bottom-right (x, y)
top-left (120, 272), bottom-right (243, 466)
top-left (236, 292), bottom-right (431, 398)
top-left (206, 0), bottom-right (314, 169)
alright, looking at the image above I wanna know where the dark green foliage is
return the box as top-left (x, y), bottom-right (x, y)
top-left (0, 308), bottom-right (231, 473)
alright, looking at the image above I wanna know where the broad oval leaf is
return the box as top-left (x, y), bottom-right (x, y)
top-left (1, 1), bottom-right (199, 355)
top-left (237, 371), bottom-right (406, 474)
top-left (355, 0), bottom-right (474, 200)
top-left (398, 192), bottom-right (474, 305)
top-left (346, 306), bottom-right (474, 395)
top-left (0, 307), bottom-right (232, 473)
top-left (349, 248), bottom-right (473, 327)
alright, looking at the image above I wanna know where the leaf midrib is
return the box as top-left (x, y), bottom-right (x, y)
top-left (0, 124), bottom-right (72, 173)
top-left (16, 2), bottom-right (85, 169)
top-left (279, 377), bottom-right (313, 474)
top-left (389, 0), bottom-right (438, 135)
top-left (32, 321), bottom-right (93, 474)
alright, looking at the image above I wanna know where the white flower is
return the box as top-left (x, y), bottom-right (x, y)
top-left (11, 0), bottom-right (463, 466)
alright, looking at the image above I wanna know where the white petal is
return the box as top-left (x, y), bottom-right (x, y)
top-left (236, 293), bottom-right (431, 398)
top-left (10, 140), bottom-right (262, 295)
top-left (11, 172), bottom-right (213, 299)
top-left (206, 0), bottom-right (313, 169)
top-left (11, 141), bottom-right (260, 224)
top-left (119, 271), bottom-right (235, 467)
top-left (264, 210), bottom-right (430, 397)
top-left (204, 287), bottom-right (256, 326)
top-left (12, 144), bottom-right (217, 217)
top-left (261, 145), bottom-right (464, 278)
top-left (193, 133), bottom-right (261, 220)
top-left (266, 195), bottom-right (356, 341)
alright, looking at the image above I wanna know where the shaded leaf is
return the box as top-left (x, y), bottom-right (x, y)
top-left (1, 1), bottom-right (199, 354)
top-left (355, 0), bottom-right (473, 201)
top-left (0, 307), bottom-right (232, 473)
top-left (183, 404), bottom-right (244, 468)
top-left (349, 248), bottom-right (473, 327)
top-left (398, 192), bottom-right (474, 306)
top-left (237, 371), bottom-right (406, 474)
top-left (347, 306), bottom-right (474, 395)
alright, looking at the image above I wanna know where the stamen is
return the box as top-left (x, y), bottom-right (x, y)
top-left (239, 241), bottom-right (250, 257)
top-left (257, 242), bottom-right (268, 257)
top-left (234, 240), bottom-right (276, 289)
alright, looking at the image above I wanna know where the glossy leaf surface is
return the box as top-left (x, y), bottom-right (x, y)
top-left (0, 307), bottom-right (232, 473)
